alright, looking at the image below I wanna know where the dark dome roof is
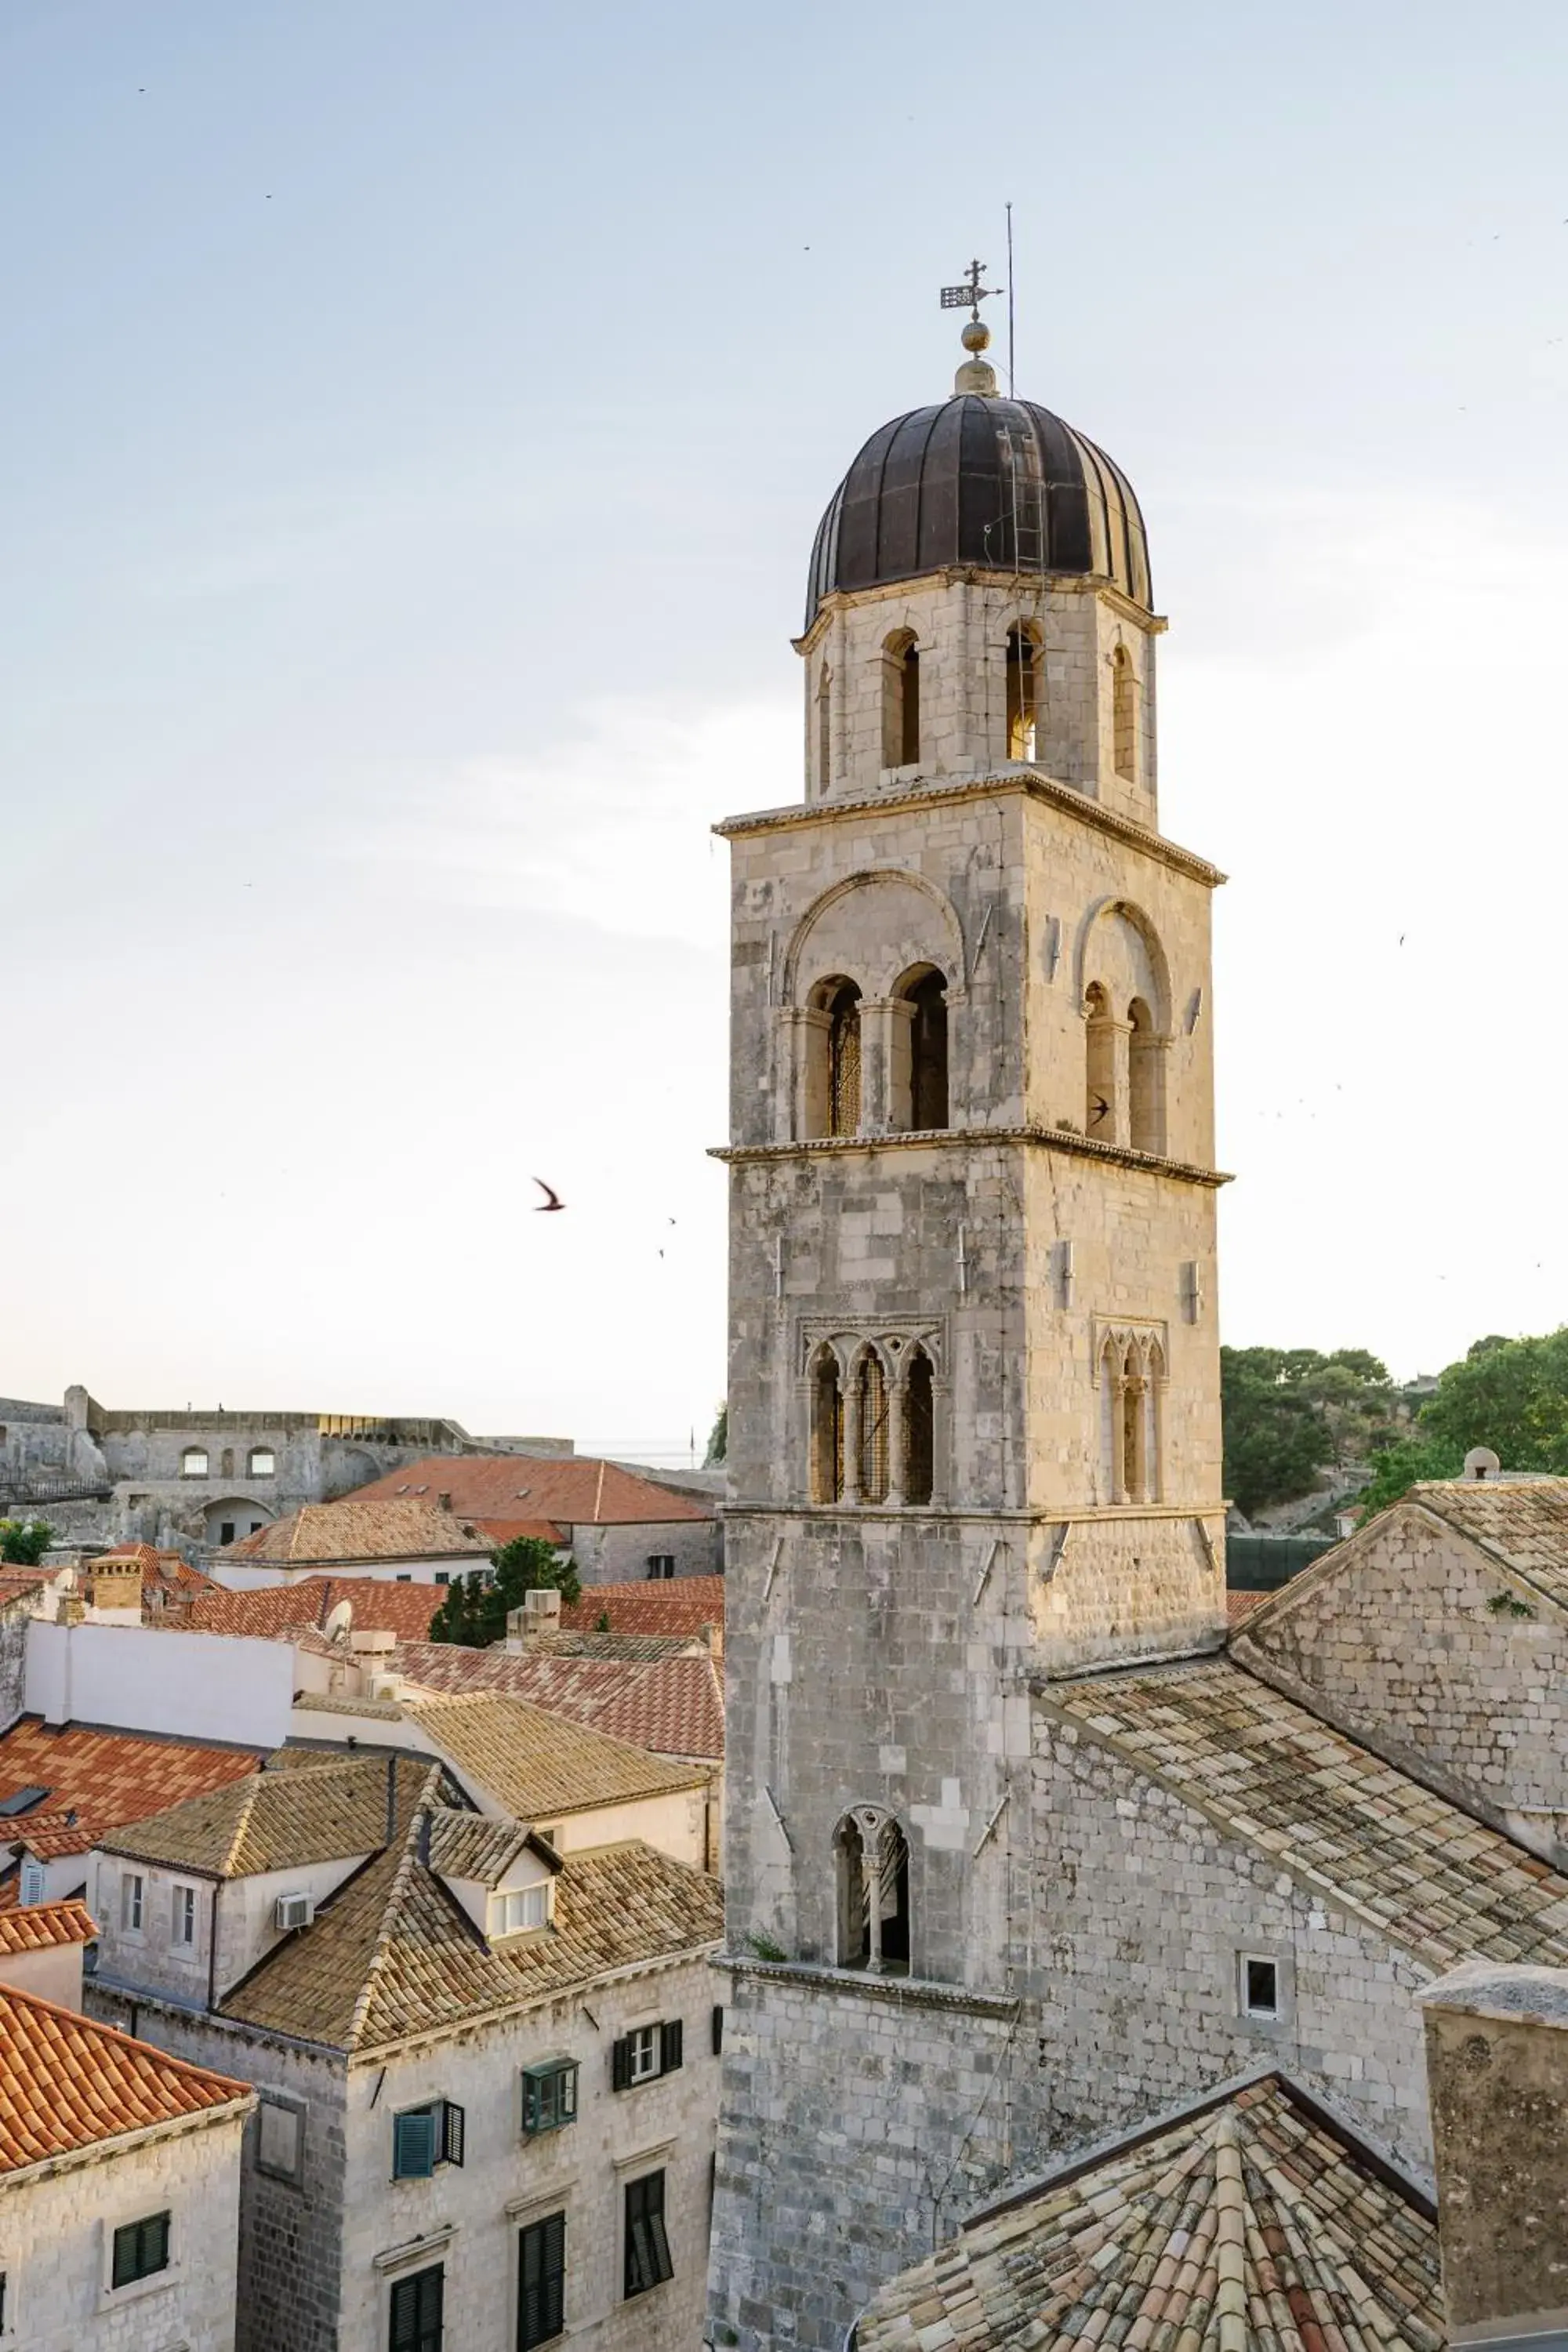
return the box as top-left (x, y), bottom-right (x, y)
top-left (805, 395), bottom-right (1151, 629)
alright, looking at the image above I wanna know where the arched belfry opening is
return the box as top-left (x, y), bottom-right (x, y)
top-left (1084, 984), bottom-right (1116, 1138)
top-left (890, 967), bottom-right (949, 1131)
top-left (904, 1345), bottom-right (935, 1507)
top-left (809, 1346), bottom-right (844, 1504)
top-left (804, 978), bottom-right (863, 1139)
top-left (882, 631), bottom-right (920, 769)
top-left (1128, 996), bottom-right (1164, 1154)
top-left (1005, 622), bottom-right (1040, 761)
top-left (855, 1349), bottom-right (890, 1504)
top-left (834, 1809), bottom-right (911, 1973)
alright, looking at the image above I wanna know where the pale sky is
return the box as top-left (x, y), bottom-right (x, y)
top-left (4, 2), bottom-right (1567, 1458)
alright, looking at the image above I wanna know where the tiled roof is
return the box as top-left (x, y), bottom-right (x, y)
top-left (0, 1982), bottom-right (251, 2174)
top-left (400, 1691), bottom-right (710, 1817)
top-left (1044, 1659), bottom-right (1568, 1976)
top-left (100, 1755), bottom-right (412, 1878)
top-left (95, 1543), bottom-right (216, 1610)
top-left (559, 1574), bottom-right (726, 1639)
top-left (350, 1454), bottom-right (715, 1527)
top-left (0, 1900), bottom-right (97, 1955)
top-left (189, 1577), bottom-right (447, 1643)
top-left (854, 2074), bottom-right (1441, 2351)
top-left (227, 1499), bottom-right (489, 1565)
top-left (0, 1718), bottom-right (261, 1863)
top-left (426, 1809), bottom-right (543, 1886)
top-left (391, 1640), bottom-right (724, 1761)
top-left (1224, 1587), bottom-right (1270, 1626)
top-left (0, 1571), bottom-right (56, 1611)
top-left (222, 1772), bottom-right (722, 2052)
top-left (1408, 1476), bottom-right (1568, 1612)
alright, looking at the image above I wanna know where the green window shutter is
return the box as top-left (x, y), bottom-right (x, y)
top-left (441, 2099), bottom-right (464, 2168)
top-left (146, 2212), bottom-right (170, 2276)
top-left (389, 2262), bottom-right (443, 2351)
top-left (111, 2223), bottom-right (136, 2290)
top-left (393, 2107), bottom-right (437, 2180)
top-left (518, 2210), bottom-right (566, 2348)
top-left (659, 2016), bottom-right (683, 2075)
top-left (624, 2169), bottom-right (673, 2296)
top-left (610, 2034), bottom-right (632, 2092)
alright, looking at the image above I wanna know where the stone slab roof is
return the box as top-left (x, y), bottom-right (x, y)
top-left (0, 1982), bottom-right (251, 2174)
top-left (1406, 1476), bottom-right (1568, 1612)
top-left (0, 1717), bottom-right (261, 1864)
top-left (221, 1765), bottom-right (722, 2052)
top-left (0, 1899), bottom-right (97, 1954)
top-left (391, 1640), bottom-right (724, 1762)
top-left (227, 1499), bottom-right (489, 1565)
top-left (189, 1576), bottom-right (446, 1643)
top-left (1042, 1659), bottom-right (1568, 1975)
top-left (559, 1575), bottom-right (726, 1639)
top-left (400, 1691), bottom-right (710, 1816)
top-left (350, 1454), bottom-right (715, 1527)
top-left (854, 2074), bottom-right (1440, 2350)
top-left (99, 1754), bottom-right (416, 1878)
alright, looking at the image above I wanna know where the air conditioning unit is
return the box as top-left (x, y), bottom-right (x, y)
top-left (274, 1893), bottom-right (314, 1933)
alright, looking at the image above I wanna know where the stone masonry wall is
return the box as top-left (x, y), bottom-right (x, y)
top-left (0, 2107), bottom-right (249, 2352)
top-left (1233, 1505), bottom-right (1568, 1858)
top-left (571, 1516), bottom-right (721, 1584)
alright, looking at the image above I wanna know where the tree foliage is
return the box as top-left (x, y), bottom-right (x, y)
top-left (1353, 1435), bottom-right (1464, 1523)
top-left (0, 1519), bottom-right (53, 1566)
top-left (704, 1403), bottom-right (728, 1467)
top-left (1356, 1327), bottom-right (1568, 1520)
top-left (428, 1535), bottom-right (583, 1648)
top-left (1221, 1348), bottom-right (1395, 1520)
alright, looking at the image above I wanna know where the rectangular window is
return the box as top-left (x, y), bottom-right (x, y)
top-left (392, 2100), bottom-right (464, 2180)
top-left (171, 1885), bottom-right (197, 1949)
top-left (111, 2211), bottom-right (170, 2290)
top-left (18, 1860), bottom-right (45, 1908)
top-left (256, 2096), bottom-right (303, 2183)
top-left (1241, 1955), bottom-right (1279, 2018)
top-left (623, 2170), bottom-right (673, 2299)
top-left (434, 1571), bottom-right (450, 1585)
top-left (517, 2211), bottom-right (566, 2348)
top-left (646, 1555), bottom-right (675, 1579)
top-left (389, 2261), bottom-right (443, 2352)
top-left (488, 1885), bottom-right (549, 1939)
top-left (219, 1521), bottom-right (235, 1545)
top-left (611, 2018), bottom-right (682, 2091)
top-left (521, 2058), bottom-right (579, 2137)
top-left (711, 2003), bottom-right (724, 2056)
top-left (122, 1873), bottom-right (144, 1933)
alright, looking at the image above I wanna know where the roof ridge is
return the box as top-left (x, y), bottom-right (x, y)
top-left (221, 1777), bottom-right (266, 1875)
top-left (343, 1762), bottom-right (447, 2053)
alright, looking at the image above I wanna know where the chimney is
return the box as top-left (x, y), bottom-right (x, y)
top-left (504, 1588), bottom-right (561, 1652)
top-left (1417, 1961), bottom-right (1568, 2344)
top-left (437, 1492), bottom-right (452, 1512)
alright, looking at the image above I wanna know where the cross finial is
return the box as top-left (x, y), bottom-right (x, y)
top-left (940, 259), bottom-right (1002, 323)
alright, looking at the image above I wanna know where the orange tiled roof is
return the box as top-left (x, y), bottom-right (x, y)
top-left (227, 1498), bottom-right (492, 1566)
top-left (558, 1575), bottom-right (726, 1639)
top-left (350, 1454), bottom-right (714, 1528)
top-left (95, 1543), bottom-right (216, 1607)
top-left (0, 1900), bottom-right (97, 1955)
top-left (1225, 1588), bottom-right (1270, 1626)
top-left (392, 1640), bottom-right (724, 1761)
top-left (0, 1981), bottom-right (250, 2173)
top-left (0, 1718), bottom-right (261, 1862)
top-left (189, 1577), bottom-right (448, 1644)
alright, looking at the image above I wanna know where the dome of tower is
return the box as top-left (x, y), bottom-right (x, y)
top-left (804, 394), bottom-right (1151, 629)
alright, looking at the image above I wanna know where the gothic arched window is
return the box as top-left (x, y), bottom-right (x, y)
top-left (1112, 644), bottom-right (1137, 781)
top-left (1127, 996), bottom-right (1164, 1155)
top-left (882, 630), bottom-right (920, 769)
top-left (834, 1809), bottom-right (910, 1973)
top-left (827, 983), bottom-right (862, 1137)
top-left (809, 1347), bottom-right (844, 1504)
top-left (904, 1346), bottom-right (935, 1508)
top-left (855, 1351), bottom-right (889, 1504)
top-left (1006, 622), bottom-right (1040, 760)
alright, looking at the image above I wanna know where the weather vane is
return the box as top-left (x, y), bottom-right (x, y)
top-left (940, 259), bottom-right (1003, 323)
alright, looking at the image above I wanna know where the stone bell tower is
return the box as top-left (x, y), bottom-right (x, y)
top-left (707, 299), bottom-right (1229, 2351)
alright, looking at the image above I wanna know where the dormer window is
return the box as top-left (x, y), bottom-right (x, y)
top-left (488, 1883), bottom-right (550, 1939)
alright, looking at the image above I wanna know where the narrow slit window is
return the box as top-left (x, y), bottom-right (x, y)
top-left (904, 1348), bottom-right (935, 1507)
top-left (882, 632), bottom-right (920, 768)
top-left (1006, 623), bottom-right (1039, 760)
top-left (810, 1348), bottom-right (844, 1504)
top-left (1112, 644), bottom-right (1137, 780)
top-left (826, 983), bottom-right (862, 1137)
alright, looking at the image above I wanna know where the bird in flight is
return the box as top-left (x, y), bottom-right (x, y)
top-left (531, 1179), bottom-right (565, 1213)
top-left (1090, 1094), bottom-right (1110, 1125)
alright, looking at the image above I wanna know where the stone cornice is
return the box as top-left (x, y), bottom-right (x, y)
top-left (714, 1952), bottom-right (1022, 2020)
top-left (724, 1502), bottom-right (1230, 1526)
top-left (712, 1123), bottom-right (1232, 1189)
top-left (792, 568), bottom-right (1168, 657)
top-left (714, 768), bottom-right (1225, 889)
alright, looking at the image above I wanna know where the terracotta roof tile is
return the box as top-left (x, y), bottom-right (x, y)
top-left (0, 1718), bottom-right (261, 1863)
top-left (350, 1454), bottom-right (714, 1527)
top-left (222, 1768), bottom-right (721, 2052)
top-left (189, 1577), bottom-right (447, 1643)
top-left (426, 1809), bottom-right (543, 1886)
top-left (227, 1499), bottom-right (489, 1565)
top-left (855, 2074), bottom-right (1441, 2350)
top-left (0, 1981), bottom-right (251, 2174)
top-left (1044, 1658), bottom-right (1568, 1975)
top-left (0, 1900), bottom-right (97, 1954)
top-left (1225, 1587), bottom-right (1270, 1625)
top-left (558, 1575), bottom-right (725, 1639)
top-left (391, 1640), bottom-right (724, 1761)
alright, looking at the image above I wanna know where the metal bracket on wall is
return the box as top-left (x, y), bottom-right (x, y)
top-left (972, 1791), bottom-right (1009, 1858)
top-left (763, 1784), bottom-right (793, 1853)
top-left (762, 1536), bottom-right (784, 1601)
top-left (1041, 1523), bottom-right (1070, 1583)
top-left (971, 1537), bottom-right (1002, 1606)
top-left (1044, 914), bottom-right (1062, 981)
top-left (1185, 986), bottom-right (1203, 1034)
top-left (1192, 1517), bottom-right (1219, 1576)
top-left (968, 898), bottom-right (995, 981)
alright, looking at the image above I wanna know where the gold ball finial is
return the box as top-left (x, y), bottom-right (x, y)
top-left (960, 320), bottom-right (990, 354)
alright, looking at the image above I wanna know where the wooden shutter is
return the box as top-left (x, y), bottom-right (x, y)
top-left (710, 2004), bottom-right (724, 2056)
top-left (393, 2108), bottom-right (436, 2180)
top-left (610, 2034), bottom-right (632, 2092)
top-left (390, 2263), bottom-right (443, 2352)
top-left (625, 2169), bottom-right (674, 2296)
top-left (146, 2212), bottom-right (170, 2276)
top-left (441, 2099), bottom-right (465, 2168)
top-left (659, 2016), bottom-right (683, 2075)
top-left (517, 2210), bottom-right (565, 2349)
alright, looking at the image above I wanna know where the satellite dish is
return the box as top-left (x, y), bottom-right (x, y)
top-left (325, 1599), bottom-right (354, 1642)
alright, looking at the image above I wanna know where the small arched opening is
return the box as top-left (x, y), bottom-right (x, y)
top-left (1112, 644), bottom-right (1137, 782)
top-left (890, 966), bottom-right (949, 1131)
top-left (904, 1346), bottom-right (935, 1507)
top-left (816, 662), bottom-right (833, 793)
top-left (1099, 1336), bottom-right (1121, 1501)
top-left (855, 1350), bottom-right (890, 1504)
top-left (805, 978), bottom-right (863, 1139)
top-left (1127, 996), bottom-right (1165, 1155)
top-left (1084, 983), bottom-right (1117, 1138)
top-left (1006, 622), bottom-right (1041, 761)
top-left (1121, 1342), bottom-right (1147, 1504)
top-left (809, 1347), bottom-right (844, 1505)
top-left (835, 1809), bottom-right (911, 1973)
top-left (882, 631), bottom-right (920, 769)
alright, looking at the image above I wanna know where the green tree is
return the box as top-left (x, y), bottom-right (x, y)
top-left (1354, 1434), bottom-right (1465, 1523)
top-left (704, 1403), bottom-right (728, 1467)
top-left (1221, 1348), bottom-right (1395, 1520)
top-left (428, 1535), bottom-right (583, 1648)
top-left (0, 1519), bottom-right (53, 1567)
top-left (1420, 1327), bottom-right (1568, 1471)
